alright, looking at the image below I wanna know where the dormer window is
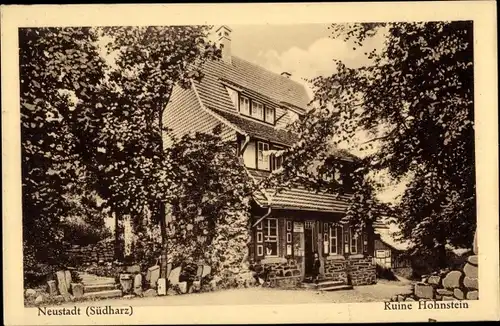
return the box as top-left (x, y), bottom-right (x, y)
top-left (265, 107), bottom-right (275, 124)
top-left (236, 93), bottom-right (275, 125)
top-left (251, 101), bottom-right (264, 120)
top-left (239, 96), bottom-right (250, 115)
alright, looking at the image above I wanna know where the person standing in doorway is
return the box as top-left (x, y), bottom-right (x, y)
top-left (312, 252), bottom-right (321, 284)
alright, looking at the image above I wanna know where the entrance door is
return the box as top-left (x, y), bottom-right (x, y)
top-left (304, 221), bottom-right (315, 277)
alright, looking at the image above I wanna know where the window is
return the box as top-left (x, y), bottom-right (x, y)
top-left (264, 218), bottom-right (278, 256)
top-left (271, 153), bottom-right (283, 171)
top-left (265, 107), bottom-right (275, 124)
top-left (251, 101), bottom-right (264, 120)
top-left (239, 96), bottom-right (250, 115)
top-left (350, 229), bottom-right (358, 254)
top-left (330, 225), bottom-right (338, 255)
top-left (257, 141), bottom-right (270, 170)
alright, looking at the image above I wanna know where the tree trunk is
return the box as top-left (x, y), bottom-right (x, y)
top-left (114, 212), bottom-right (124, 261)
top-left (436, 243), bottom-right (447, 269)
top-left (159, 202), bottom-right (168, 279)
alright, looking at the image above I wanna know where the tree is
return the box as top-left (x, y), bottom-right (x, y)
top-left (20, 27), bottom-right (107, 279)
top-left (82, 26), bottom-right (221, 275)
top-left (277, 21), bottom-right (474, 267)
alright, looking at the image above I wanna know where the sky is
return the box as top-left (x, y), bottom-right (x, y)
top-left (215, 24), bottom-right (386, 98)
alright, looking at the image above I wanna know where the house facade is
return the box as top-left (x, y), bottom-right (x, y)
top-left (163, 25), bottom-right (376, 286)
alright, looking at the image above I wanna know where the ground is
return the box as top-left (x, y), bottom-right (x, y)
top-left (61, 279), bottom-right (412, 307)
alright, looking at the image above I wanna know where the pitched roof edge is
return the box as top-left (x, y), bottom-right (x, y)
top-left (190, 82), bottom-right (247, 136)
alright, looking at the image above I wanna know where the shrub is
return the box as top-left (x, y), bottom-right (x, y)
top-left (376, 264), bottom-right (399, 281)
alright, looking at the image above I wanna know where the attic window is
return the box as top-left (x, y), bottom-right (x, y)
top-left (239, 96), bottom-right (250, 115)
top-left (251, 101), bottom-right (264, 120)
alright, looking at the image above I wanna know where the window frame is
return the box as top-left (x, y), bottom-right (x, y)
top-left (265, 106), bottom-right (275, 124)
top-left (239, 95), bottom-right (250, 116)
top-left (270, 145), bottom-right (283, 171)
top-left (329, 224), bottom-right (338, 255)
top-left (257, 141), bottom-right (270, 171)
top-left (350, 228), bottom-right (358, 254)
top-left (263, 218), bottom-right (279, 257)
top-left (251, 100), bottom-right (265, 120)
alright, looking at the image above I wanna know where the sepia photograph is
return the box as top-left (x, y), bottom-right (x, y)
top-left (2, 2), bottom-right (498, 325)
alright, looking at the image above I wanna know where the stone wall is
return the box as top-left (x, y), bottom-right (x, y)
top-left (324, 258), bottom-right (348, 283)
top-left (324, 256), bottom-right (376, 285)
top-left (389, 255), bottom-right (478, 302)
top-left (349, 257), bottom-right (377, 286)
top-left (253, 257), bottom-right (302, 287)
top-left (65, 240), bottom-right (115, 264)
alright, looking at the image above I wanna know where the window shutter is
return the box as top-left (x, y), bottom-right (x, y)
top-left (255, 221), bottom-right (264, 259)
top-left (338, 225), bottom-right (344, 255)
top-left (323, 223), bottom-right (329, 256)
top-left (357, 230), bottom-right (363, 255)
top-left (279, 219), bottom-right (286, 257)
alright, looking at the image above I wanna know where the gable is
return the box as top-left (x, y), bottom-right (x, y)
top-left (163, 85), bottom-right (236, 148)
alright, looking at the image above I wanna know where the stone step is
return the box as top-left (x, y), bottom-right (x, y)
top-left (320, 284), bottom-right (354, 292)
top-left (84, 283), bottom-right (118, 293)
top-left (83, 289), bottom-right (122, 299)
top-left (316, 280), bottom-right (346, 289)
top-left (81, 277), bottom-right (116, 285)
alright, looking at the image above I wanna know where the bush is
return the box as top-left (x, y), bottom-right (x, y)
top-left (376, 264), bottom-right (399, 281)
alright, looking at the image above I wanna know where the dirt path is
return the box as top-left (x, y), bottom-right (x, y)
top-left (62, 280), bottom-right (411, 306)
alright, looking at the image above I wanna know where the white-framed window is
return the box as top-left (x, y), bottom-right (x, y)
top-left (251, 101), bottom-right (264, 120)
top-left (286, 221), bottom-right (292, 231)
top-left (330, 225), bottom-right (338, 255)
top-left (239, 96), bottom-right (250, 116)
top-left (287, 233), bottom-right (292, 243)
top-left (350, 228), bottom-right (358, 254)
top-left (257, 141), bottom-right (270, 171)
top-left (257, 221), bottom-right (263, 230)
top-left (265, 107), bottom-right (275, 124)
top-left (264, 218), bottom-right (278, 256)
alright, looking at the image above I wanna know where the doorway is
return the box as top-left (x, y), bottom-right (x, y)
top-left (304, 220), bottom-right (315, 278)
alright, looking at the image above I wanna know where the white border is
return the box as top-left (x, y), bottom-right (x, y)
top-left (2, 1), bottom-right (498, 324)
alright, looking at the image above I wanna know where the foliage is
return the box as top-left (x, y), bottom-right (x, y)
top-left (61, 191), bottom-right (112, 245)
top-left (304, 21), bottom-right (474, 266)
top-left (20, 27), bottom-right (107, 272)
top-left (375, 264), bottom-right (398, 281)
top-left (165, 128), bottom-right (254, 276)
top-left (20, 26), bottom-right (224, 276)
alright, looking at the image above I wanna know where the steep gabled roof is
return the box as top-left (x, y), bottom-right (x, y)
top-left (194, 56), bottom-right (310, 113)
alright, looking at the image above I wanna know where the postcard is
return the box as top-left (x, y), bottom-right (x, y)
top-left (1, 1), bottom-right (499, 324)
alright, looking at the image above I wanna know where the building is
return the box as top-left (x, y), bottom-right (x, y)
top-left (163, 25), bottom-right (377, 286)
top-left (373, 221), bottom-right (411, 271)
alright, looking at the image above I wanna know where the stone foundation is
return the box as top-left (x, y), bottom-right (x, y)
top-left (252, 257), bottom-right (301, 287)
top-left (324, 258), bottom-right (348, 283)
top-left (324, 256), bottom-right (376, 286)
top-left (349, 257), bottom-right (376, 286)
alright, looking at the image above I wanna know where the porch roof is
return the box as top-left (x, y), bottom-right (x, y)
top-left (247, 169), bottom-right (352, 213)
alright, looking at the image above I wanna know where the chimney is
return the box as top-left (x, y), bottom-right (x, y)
top-left (281, 71), bottom-right (291, 78)
top-left (216, 25), bottom-right (232, 64)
